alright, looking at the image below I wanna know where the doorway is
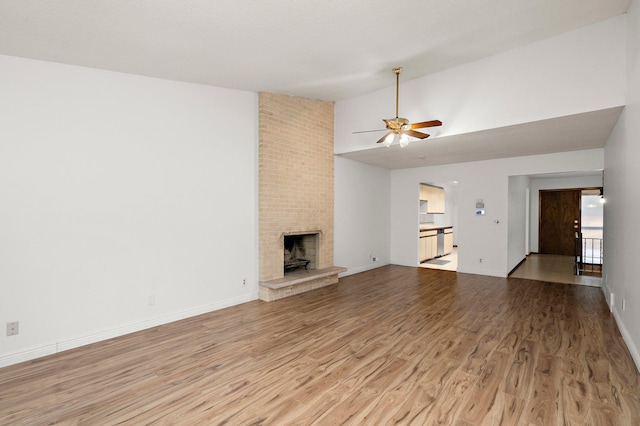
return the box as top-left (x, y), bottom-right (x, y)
top-left (418, 180), bottom-right (458, 272)
top-left (537, 187), bottom-right (604, 278)
top-left (509, 171), bottom-right (605, 286)
top-left (578, 189), bottom-right (604, 275)
top-left (539, 189), bottom-right (581, 255)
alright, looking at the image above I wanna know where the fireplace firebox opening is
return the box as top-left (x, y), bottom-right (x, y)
top-left (283, 233), bottom-right (318, 274)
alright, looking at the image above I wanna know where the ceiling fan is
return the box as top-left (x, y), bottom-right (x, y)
top-left (355, 67), bottom-right (442, 147)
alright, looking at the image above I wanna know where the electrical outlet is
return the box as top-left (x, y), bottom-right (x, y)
top-left (479, 258), bottom-right (483, 263)
top-left (242, 278), bottom-right (247, 286)
top-left (623, 298), bottom-right (626, 312)
top-left (371, 256), bottom-right (378, 263)
top-left (148, 294), bottom-right (155, 306)
top-left (610, 293), bottom-right (615, 313)
top-left (6, 321), bottom-right (19, 336)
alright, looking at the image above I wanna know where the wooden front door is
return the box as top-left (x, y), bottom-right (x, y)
top-left (539, 189), bottom-right (581, 255)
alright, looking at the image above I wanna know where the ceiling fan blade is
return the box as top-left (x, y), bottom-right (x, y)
top-left (376, 132), bottom-right (393, 144)
top-left (353, 129), bottom-right (386, 134)
top-left (410, 120), bottom-right (442, 129)
top-left (405, 129), bottom-right (430, 139)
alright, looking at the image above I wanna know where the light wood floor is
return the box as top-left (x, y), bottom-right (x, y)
top-left (1, 266), bottom-right (639, 425)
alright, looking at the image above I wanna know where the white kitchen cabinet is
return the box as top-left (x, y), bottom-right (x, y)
top-left (419, 184), bottom-right (445, 214)
top-left (444, 231), bottom-right (454, 255)
top-left (420, 237), bottom-right (428, 262)
top-left (419, 185), bottom-right (428, 201)
top-left (421, 227), bottom-right (453, 261)
top-left (431, 235), bottom-right (438, 256)
top-left (419, 229), bottom-right (437, 262)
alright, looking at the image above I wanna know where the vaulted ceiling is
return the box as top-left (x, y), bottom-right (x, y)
top-left (0, 1), bottom-right (631, 168)
top-left (0, 0), bottom-right (630, 101)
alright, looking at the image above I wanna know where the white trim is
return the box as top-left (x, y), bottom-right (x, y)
top-left (0, 344), bottom-right (58, 367)
top-left (612, 306), bottom-right (640, 374)
top-left (0, 294), bottom-right (257, 368)
top-left (456, 267), bottom-right (507, 278)
top-left (339, 262), bottom-right (390, 277)
top-left (525, 187), bottom-right (530, 255)
top-left (389, 259), bottom-right (417, 268)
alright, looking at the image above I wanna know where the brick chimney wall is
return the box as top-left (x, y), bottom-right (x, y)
top-left (258, 92), bottom-right (335, 282)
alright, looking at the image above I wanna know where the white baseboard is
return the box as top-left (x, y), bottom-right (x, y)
top-left (339, 262), bottom-right (389, 277)
top-left (0, 344), bottom-right (59, 368)
top-left (600, 283), bottom-right (639, 371)
top-left (600, 281), bottom-right (613, 310)
top-left (611, 305), bottom-right (640, 374)
top-left (348, 263), bottom-right (506, 279)
top-left (456, 267), bottom-right (507, 278)
top-left (389, 259), bottom-right (416, 268)
top-left (0, 293), bottom-right (257, 368)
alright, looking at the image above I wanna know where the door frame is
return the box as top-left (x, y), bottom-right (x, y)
top-left (537, 186), bottom-right (602, 256)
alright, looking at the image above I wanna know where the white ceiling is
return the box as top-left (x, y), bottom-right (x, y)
top-left (0, 1), bottom-right (630, 169)
top-left (339, 107), bottom-right (624, 169)
top-left (0, 0), bottom-right (630, 101)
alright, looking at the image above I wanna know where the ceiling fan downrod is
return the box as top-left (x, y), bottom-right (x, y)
top-left (393, 67), bottom-right (402, 119)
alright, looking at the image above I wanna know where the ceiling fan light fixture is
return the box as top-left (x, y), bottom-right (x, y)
top-left (383, 133), bottom-right (395, 147)
top-left (358, 67), bottom-right (442, 147)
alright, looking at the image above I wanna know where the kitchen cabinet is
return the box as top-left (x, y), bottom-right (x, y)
top-left (420, 226), bottom-right (453, 261)
top-left (419, 184), bottom-right (445, 214)
top-left (444, 229), bottom-right (454, 255)
top-left (419, 229), bottom-right (437, 262)
top-left (430, 235), bottom-right (437, 258)
top-left (420, 237), bottom-right (428, 262)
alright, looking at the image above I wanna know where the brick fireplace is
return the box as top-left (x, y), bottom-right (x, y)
top-left (258, 92), bottom-right (345, 301)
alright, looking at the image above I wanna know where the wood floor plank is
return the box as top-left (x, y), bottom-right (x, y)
top-left (523, 353), bottom-right (563, 425)
top-left (457, 350), bottom-right (512, 424)
top-left (559, 376), bottom-right (590, 425)
top-left (1, 265), bottom-right (638, 425)
top-left (504, 339), bottom-right (536, 399)
top-left (460, 324), bottom-right (503, 376)
top-left (490, 392), bottom-right (526, 426)
top-left (425, 369), bottom-right (477, 425)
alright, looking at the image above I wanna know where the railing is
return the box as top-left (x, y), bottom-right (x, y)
top-left (575, 232), bottom-right (603, 276)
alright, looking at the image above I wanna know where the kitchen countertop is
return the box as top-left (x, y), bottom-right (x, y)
top-left (420, 224), bottom-right (454, 231)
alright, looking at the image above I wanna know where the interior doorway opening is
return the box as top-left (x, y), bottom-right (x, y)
top-left (508, 170), bottom-right (605, 286)
top-left (537, 186), bottom-right (603, 277)
top-left (578, 189), bottom-right (603, 276)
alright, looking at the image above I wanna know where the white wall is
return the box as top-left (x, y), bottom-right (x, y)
top-left (528, 174), bottom-right (603, 253)
top-left (334, 15), bottom-right (622, 279)
top-left (390, 149), bottom-right (603, 277)
top-left (334, 156), bottom-right (390, 275)
top-left (603, 0), bottom-right (640, 371)
top-left (507, 175), bottom-right (530, 272)
top-left (335, 16), bottom-right (625, 154)
top-left (0, 55), bottom-right (258, 366)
